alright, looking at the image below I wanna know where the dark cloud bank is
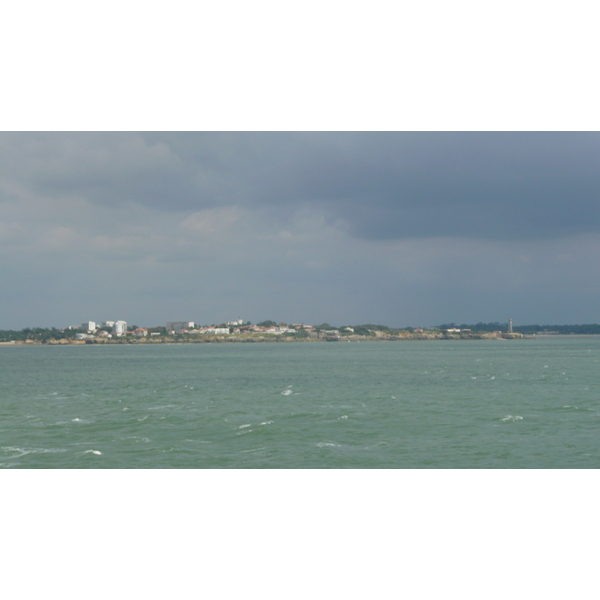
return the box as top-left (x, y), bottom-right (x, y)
top-left (1, 132), bottom-right (599, 329)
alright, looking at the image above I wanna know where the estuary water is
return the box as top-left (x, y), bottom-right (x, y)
top-left (1, 337), bottom-right (600, 468)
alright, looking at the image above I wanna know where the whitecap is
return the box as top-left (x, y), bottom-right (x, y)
top-left (2, 446), bottom-right (66, 458)
top-left (238, 424), bottom-right (252, 429)
top-left (260, 421), bottom-right (274, 425)
top-left (316, 442), bottom-right (341, 447)
top-left (501, 415), bottom-right (523, 422)
top-left (84, 450), bottom-right (102, 455)
top-left (281, 389), bottom-right (293, 396)
top-left (338, 415), bottom-right (349, 420)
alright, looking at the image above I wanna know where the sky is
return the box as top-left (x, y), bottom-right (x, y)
top-left (1, 131), bottom-right (600, 330)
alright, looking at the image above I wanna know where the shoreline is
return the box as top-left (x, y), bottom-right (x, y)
top-left (9, 333), bottom-right (600, 347)
top-left (0, 333), bottom-right (535, 346)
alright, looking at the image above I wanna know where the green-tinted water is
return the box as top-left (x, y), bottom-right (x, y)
top-left (1, 338), bottom-right (599, 468)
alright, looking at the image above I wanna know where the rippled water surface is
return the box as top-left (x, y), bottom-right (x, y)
top-left (1, 338), bottom-right (600, 468)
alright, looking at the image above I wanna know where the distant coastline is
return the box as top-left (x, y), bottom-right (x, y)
top-left (5, 320), bottom-right (600, 345)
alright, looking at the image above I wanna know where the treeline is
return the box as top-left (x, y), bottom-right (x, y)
top-left (0, 327), bottom-right (81, 342)
top-left (438, 322), bottom-right (600, 335)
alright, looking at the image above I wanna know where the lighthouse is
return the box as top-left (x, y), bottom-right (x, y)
top-left (508, 318), bottom-right (513, 333)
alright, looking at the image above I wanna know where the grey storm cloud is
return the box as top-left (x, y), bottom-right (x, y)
top-left (2, 132), bottom-right (600, 241)
top-left (2, 131), bottom-right (600, 329)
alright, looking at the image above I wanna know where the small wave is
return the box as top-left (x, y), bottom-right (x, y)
top-left (260, 421), bottom-right (274, 425)
top-left (281, 389), bottom-right (293, 396)
top-left (2, 446), bottom-right (66, 458)
top-left (316, 442), bottom-right (341, 447)
top-left (52, 418), bottom-right (91, 425)
top-left (83, 450), bottom-right (102, 455)
top-left (338, 415), bottom-right (349, 420)
top-left (238, 424), bottom-right (252, 429)
top-left (123, 436), bottom-right (150, 443)
top-left (501, 415), bottom-right (523, 422)
top-left (236, 428), bottom-right (253, 435)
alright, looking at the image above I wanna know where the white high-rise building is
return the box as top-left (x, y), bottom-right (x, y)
top-left (113, 321), bottom-right (127, 336)
top-left (82, 321), bottom-right (96, 332)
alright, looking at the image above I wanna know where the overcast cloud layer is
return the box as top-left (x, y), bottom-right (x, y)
top-left (1, 132), bottom-right (599, 329)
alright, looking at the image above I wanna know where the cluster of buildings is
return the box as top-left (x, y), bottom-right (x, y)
top-left (73, 319), bottom-right (318, 340)
top-left (76, 320), bottom-right (129, 340)
top-left (165, 321), bottom-right (313, 336)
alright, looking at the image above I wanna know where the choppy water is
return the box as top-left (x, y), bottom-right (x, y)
top-left (1, 338), bottom-right (600, 468)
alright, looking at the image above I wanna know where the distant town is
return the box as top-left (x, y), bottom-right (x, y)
top-left (3, 318), bottom-right (600, 345)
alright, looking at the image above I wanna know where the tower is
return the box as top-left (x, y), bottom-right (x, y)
top-left (508, 318), bottom-right (513, 333)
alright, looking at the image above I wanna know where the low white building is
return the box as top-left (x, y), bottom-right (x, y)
top-left (204, 328), bottom-right (230, 335)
